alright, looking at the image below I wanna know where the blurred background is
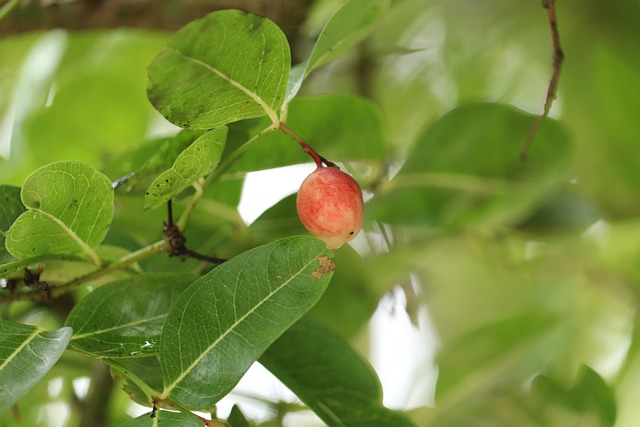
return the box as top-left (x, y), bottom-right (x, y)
top-left (2, 0), bottom-right (640, 426)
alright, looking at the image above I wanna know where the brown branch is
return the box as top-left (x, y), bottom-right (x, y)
top-left (520, 0), bottom-right (564, 161)
top-left (164, 200), bottom-right (226, 264)
top-left (0, 0), bottom-right (312, 41)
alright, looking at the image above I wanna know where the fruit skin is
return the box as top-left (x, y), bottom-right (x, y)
top-left (296, 166), bottom-right (364, 250)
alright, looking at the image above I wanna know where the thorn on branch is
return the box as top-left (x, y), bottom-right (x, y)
top-left (520, 0), bottom-right (564, 161)
top-left (163, 200), bottom-right (226, 265)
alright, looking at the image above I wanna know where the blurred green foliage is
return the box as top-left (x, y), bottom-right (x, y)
top-left (1, 0), bottom-right (640, 426)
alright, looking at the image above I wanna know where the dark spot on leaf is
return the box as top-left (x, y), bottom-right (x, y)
top-left (32, 201), bottom-right (41, 208)
top-left (312, 255), bottom-right (335, 279)
top-left (165, 179), bottom-right (169, 183)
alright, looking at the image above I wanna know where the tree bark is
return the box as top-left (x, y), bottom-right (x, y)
top-left (0, 0), bottom-right (313, 41)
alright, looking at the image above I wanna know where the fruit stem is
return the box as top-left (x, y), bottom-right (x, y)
top-left (278, 122), bottom-right (335, 168)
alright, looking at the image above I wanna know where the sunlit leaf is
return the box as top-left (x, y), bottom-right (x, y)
top-left (5, 161), bottom-right (114, 264)
top-left (66, 274), bottom-right (194, 358)
top-left (143, 127), bottom-right (228, 210)
top-left (119, 410), bottom-right (202, 427)
top-left (160, 237), bottom-right (333, 410)
top-left (148, 10), bottom-right (290, 129)
top-left (260, 317), bottom-right (414, 427)
top-left (0, 186), bottom-right (25, 263)
top-left (286, 0), bottom-right (390, 103)
top-left (0, 320), bottom-right (71, 413)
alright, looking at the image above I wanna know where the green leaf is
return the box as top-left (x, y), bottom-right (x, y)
top-left (0, 186), bottom-right (26, 264)
top-left (249, 194), bottom-right (306, 241)
top-left (148, 10), bottom-right (290, 129)
top-left (571, 365), bottom-right (617, 427)
top-left (368, 103), bottom-right (571, 228)
top-left (111, 356), bottom-right (163, 408)
top-left (528, 366), bottom-right (617, 427)
top-left (66, 274), bottom-right (194, 358)
top-left (228, 405), bottom-right (252, 427)
top-left (143, 127), bottom-right (228, 210)
top-left (260, 317), bottom-right (414, 427)
top-left (286, 0), bottom-right (390, 103)
top-left (308, 246), bottom-right (379, 337)
top-left (5, 161), bottom-right (114, 264)
top-left (103, 130), bottom-right (206, 193)
top-left (232, 95), bottom-right (386, 172)
top-left (119, 410), bottom-right (202, 427)
top-left (0, 320), bottom-right (72, 413)
top-left (159, 236), bottom-right (334, 410)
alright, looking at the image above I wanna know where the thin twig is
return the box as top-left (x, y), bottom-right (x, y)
top-left (164, 200), bottom-right (226, 265)
top-left (0, 240), bottom-right (167, 302)
top-left (520, 0), bottom-right (564, 161)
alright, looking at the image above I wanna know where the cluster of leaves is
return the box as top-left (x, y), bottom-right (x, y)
top-left (2, 0), bottom-right (640, 426)
top-left (1, 1), bottom-right (414, 426)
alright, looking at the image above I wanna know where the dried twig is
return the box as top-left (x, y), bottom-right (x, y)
top-left (520, 0), bottom-right (564, 161)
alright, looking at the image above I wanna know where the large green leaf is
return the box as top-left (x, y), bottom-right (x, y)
top-left (260, 317), bottom-right (414, 427)
top-left (0, 320), bottom-right (72, 413)
top-left (231, 95), bottom-right (386, 172)
top-left (65, 274), bottom-right (193, 358)
top-left (285, 0), bottom-right (390, 103)
top-left (119, 410), bottom-right (202, 427)
top-left (368, 103), bottom-right (571, 229)
top-left (0, 186), bottom-right (26, 263)
top-left (159, 236), bottom-right (334, 410)
top-left (5, 161), bottom-right (114, 264)
top-left (148, 10), bottom-right (290, 129)
top-left (143, 127), bottom-right (228, 210)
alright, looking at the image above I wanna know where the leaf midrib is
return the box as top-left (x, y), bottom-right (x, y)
top-left (71, 313), bottom-right (168, 340)
top-left (0, 327), bottom-right (42, 371)
top-left (160, 254), bottom-right (318, 399)
top-left (168, 48), bottom-right (280, 126)
top-left (33, 208), bottom-right (101, 266)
